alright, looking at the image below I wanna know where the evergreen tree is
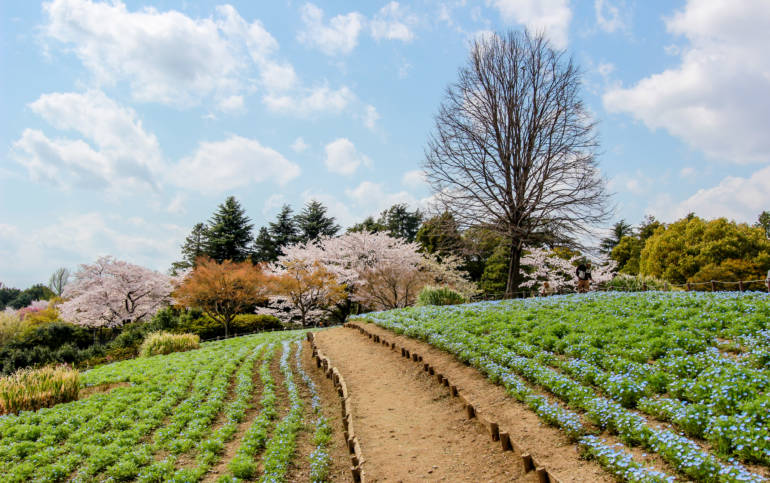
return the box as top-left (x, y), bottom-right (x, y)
top-left (416, 212), bottom-right (463, 256)
top-left (268, 204), bottom-right (299, 254)
top-left (348, 216), bottom-right (385, 234)
top-left (205, 196), bottom-right (253, 262)
top-left (252, 227), bottom-right (279, 263)
top-left (378, 203), bottom-right (423, 242)
top-left (172, 222), bottom-right (209, 273)
top-left (600, 219), bottom-right (634, 254)
top-left (755, 211), bottom-right (770, 239)
top-left (295, 200), bottom-right (340, 243)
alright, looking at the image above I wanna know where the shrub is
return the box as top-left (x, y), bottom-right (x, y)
top-left (139, 332), bottom-right (200, 357)
top-left (0, 311), bottom-right (25, 346)
top-left (416, 286), bottom-right (466, 306)
top-left (604, 274), bottom-right (671, 292)
top-left (0, 365), bottom-right (79, 414)
top-left (174, 311), bottom-right (282, 339)
top-left (232, 314), bottom-right (283, 333)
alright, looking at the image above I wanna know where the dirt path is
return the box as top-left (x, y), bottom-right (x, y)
top-left (339, 323), bottom-right (613, 483)
top-left (315, 327), bottom-right (539, 482)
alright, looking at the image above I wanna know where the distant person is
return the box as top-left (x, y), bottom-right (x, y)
top-left (540, 281), bottom-right (555, 296)
top-left (576, 261), bottom-right (592, 293)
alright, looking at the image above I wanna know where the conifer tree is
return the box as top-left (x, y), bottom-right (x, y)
top-left (205, 196), bottom-right (253, 262)
top-left (252, 226), bottom-right (278, 263)
top-left (295, 200), bottom-right (340, 243)
top-left (172, 222), bottom-right (209, 273)
top-left (268, 204), bottom-right (299, 253)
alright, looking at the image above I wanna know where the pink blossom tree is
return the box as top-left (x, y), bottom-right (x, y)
top-left (60, 256), bottom-right (175, 328)
top-left (520, 247), bottom-right (616, 294)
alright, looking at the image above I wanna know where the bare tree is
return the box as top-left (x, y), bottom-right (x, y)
top-left (424, 31), bottom-right (609, 296)
top-left (48, 267), bottom-right (70, 297)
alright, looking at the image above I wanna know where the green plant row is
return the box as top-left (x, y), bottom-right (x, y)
top-left (294, 339), bottom-right (332, 483)
top-left (260, 340), bottom-right (305, 483)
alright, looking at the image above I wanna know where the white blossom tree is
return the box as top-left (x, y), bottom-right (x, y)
top-left (60, 256), bottom-right (175, 328)
top-left (520, 247), bottom-right (616, 294)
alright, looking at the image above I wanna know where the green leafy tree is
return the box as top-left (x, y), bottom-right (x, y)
top-left (610, 236), bottom-right (643, 274)
top-left (348, 216), bottom-right (385, 234)
top-left (9, 284), bottom-right (56, 309)
top-left (0, 285), bottom-right (21, 311)
top-left (600, 220), bottom-right (633, 253)
top-left (251, 227), bottom-right (279, 263)
top-left (205, 196), bottom-right (253, 263)
top-left (755, 210), bottom-right (770, 239)
top-left (640, 215), bottom-right (770, 284)
top-left (416, 212), bottom-right (464, 257)
top-left (268, 205), bottom-right (299, 253)
top-left (480, 244), bottom-right (510, 295)
top-left (295, 200), bottom-right (340, 243)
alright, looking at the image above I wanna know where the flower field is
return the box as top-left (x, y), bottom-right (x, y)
top-left (357, 291), bottom-right (770, 482)
top-left (0, 329), bottom-right (322, 482)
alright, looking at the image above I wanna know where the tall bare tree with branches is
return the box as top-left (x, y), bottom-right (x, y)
top-left (424, 31), bottom-right (609, 296)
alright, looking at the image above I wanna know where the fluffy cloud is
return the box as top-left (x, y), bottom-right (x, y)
top-left (263, 85), bottom-right (356, 116)
top-left (297, 3), bottom-right (365, 56)
top-left (0, 213), bottom-right (185, 288)
top-left (603, 0), bottom-right (770, 164)
top-left (291, 137), bottom-right (309, 153)
top-left (217, 95), bottom-right (245, 113)
top-left (487, 0), bottom-right (571, 49)
top-left (362, 105), bottom-right (380, 130)
top-left (401, 169), bottom-right (427, 189)
top-left (654, 166), bottom-right (770, 223)
top-left (323, 138), bottom-right (372, 175)
top-left (345, 180), bottom-right (423, 213)
top-left (174, 135), bottom-right (300, 194)
top-left (43, 0), bottom-right (278, 106)
top-left (370, 2), bottom-right (417, 42)
top-left (12, 90), bottom-right (162, 191)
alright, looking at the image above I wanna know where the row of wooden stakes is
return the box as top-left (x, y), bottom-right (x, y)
top-left (306, 331), bottom-right (366, 483)
top-left (344, 322), bottom-right (563, 483)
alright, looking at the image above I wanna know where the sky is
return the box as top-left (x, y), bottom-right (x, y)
top-left (1, 0), bottom-right (769, 288)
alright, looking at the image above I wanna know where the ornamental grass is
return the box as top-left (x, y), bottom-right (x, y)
top-left (0, 364), bottom-right (80, 414)
top-left (139, 331), bottom-right (200, 357)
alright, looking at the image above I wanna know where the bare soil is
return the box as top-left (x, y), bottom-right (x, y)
top-left (77, 381), bottom-right (131, 399)
top-left (315, 327), bottom-right (550, 482)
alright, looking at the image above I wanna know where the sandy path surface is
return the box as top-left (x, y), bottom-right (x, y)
top-left (342, 322), bottom-right (614, 483)
top-left (315, 327), bottom-right (537, 482)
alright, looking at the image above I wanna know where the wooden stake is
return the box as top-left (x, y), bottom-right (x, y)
top-left (535, 467), bottom-right (549, 483)
top-left (489, 422), bottom-right (499, 441)
top-left (522, 454), bottom-right (534, 472)
top-left (450, 385), bottom-right (458, 397)
top-left (499, 431), bottom-right (512, 451)
top-left (465, 403), bottom-right (475, 419)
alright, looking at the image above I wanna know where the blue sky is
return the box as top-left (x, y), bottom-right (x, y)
top-left (2, 0), bottom-right (769, 288)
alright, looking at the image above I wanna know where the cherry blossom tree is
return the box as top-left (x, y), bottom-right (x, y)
top-left (270, 259), bottom-right (346, 327)
top-left (520, 247), bottom-right (616, 294)
top-left (275, 232), bottom-right (474, 312)
top-left (60, 256), bottom-right (175, 329)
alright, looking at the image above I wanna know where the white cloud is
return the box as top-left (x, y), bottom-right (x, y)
top-left (12, 90), bottom-right (162, 191)
top-left (263, 85), bottom-right (356, 117)
top-left (594, 0), bottom-right (629, 33)
top-left (603, 0), bottom-right (770, 164)
top-left (370, 2), bottom-right (417, 42)
top-left (651, 166), bottom-right (770, 223)
top-left (174, 135), bottom-right (300, 193)
top-left (259, 61), bottom-right (298, 92)
top-left (0, 213), bottom-right (185, 287)
top-left (487, 0), bottom-right (571, 49)
top-left (43, 0), bottom-right (278, 107)
top-left (297, 3), bottom-right (364, 56)
top-left (291, 137), bottom-right (309, 153)
top-left (300, 190), bottom-right (356, 227)
top-left (217, 95), bottom-right (245, 113)
top-left (401, 169), bottom-right (427, 189)
top-left (679, 167), bottom-right (696, 178)
top-left (166, 194), bottom-right (186, 214)
top-left (345, 180), bottom-right (421, 213)
top-left (323, 138), bottom-right (372, 175)
top-left (263, 193), bottom-right (287, 215)
top-left (363, 105), bottom-right (380, 130)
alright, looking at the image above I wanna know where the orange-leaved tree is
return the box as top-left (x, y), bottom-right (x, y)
top-left (173, 257), bottom-right (270, 337)
top-left (270, 259), bottom-right (346, 327)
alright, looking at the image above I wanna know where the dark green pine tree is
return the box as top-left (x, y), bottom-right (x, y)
top-left (348, 215), bottom-right (385, 234)
top-left (295, 200), bottom-right (340, 243)
top-left (378, 203), bottom-right (423, 242)
top-left (252, 226), bottom-right (279, 263)
top-left (205, 196), bottom-right (253, 262)
top-left (171, 222), bottom-right (210, 273)
top-left (268, 204), bottom-right (299, 254)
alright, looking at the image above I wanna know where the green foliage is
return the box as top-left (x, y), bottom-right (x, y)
top-left (416, 286), bottom-right (466, 306)
top-left (461, 226), bottom-right (505, 282)
top-left (604, 274), bottom-right (669, 292)
top-left (754, 210), bottom-right (770, 239)
top-left (416, 212), bottom-right (463, 256)
top-left (348, 215), bottom-right (383, 234)
top-left (173, 310), bottom-right (282, 339)
top-left (0, 286), bottom-right (21, 311)
top-left (0, 365), bottom-right (79, 415)
top-left (138, 332), bottom-right (200, 357)
top-left (252, 226), bottom-right (278, 263)
top-left (295, 200), bottom-right (340, 243)
top-left (480, 243), bottom-right (509, 295)
top-left (350, 203), bottom-right (422, 242)
top-left (610, 235), bottom-right (643, 274)
top-left (172, 222), bottom-right (209, 273)
top-left (4, 284), bottom-right (56, 310)
top-left (268, 205), bottom-right (299, 250)
top-left (600, 219), bottom-right (633, 254)
top-left (205, 196), bottom-right (254, 263)
top-left (640, 215), bottom-right (770, 284)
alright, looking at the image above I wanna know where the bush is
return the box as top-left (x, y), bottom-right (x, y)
top-left (139, 332), bottom-right (200, 357)
top-left (0, 364), bottom-right (79, 414)
top-left (604, 274), bottom-right (671, 292)
top-left (0, 311), bottom-right (25, 346)
top-left (417, 286), bottom-right (466, 306)
top-left (174, 310), bottom-right (282, 339)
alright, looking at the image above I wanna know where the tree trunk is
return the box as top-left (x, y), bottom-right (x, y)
top-left (505, 241), bottom-right (522, 298)
top-left (224, 316), bottom-right (230, 338)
